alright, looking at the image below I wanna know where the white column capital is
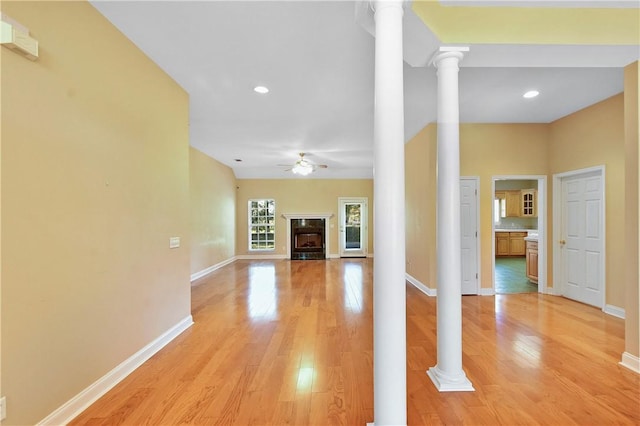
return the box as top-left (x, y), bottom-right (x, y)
top-left (430, 46), bottom-right (469, 68)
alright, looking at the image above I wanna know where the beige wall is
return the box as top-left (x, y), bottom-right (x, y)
top-left (549, 94), bottom-right (626, 309)
top-left (1, 2), bottom-right (191, 424)
top-left (624, 62), bottom-right (639, 358)
top-left (405, 124), bottom-right (437, 287)
top-left (405, 123), bottom-right (549, 290)
top-left (405, 98), bottom-right (628, 308)
top-left (236, 179), bottom-right (373, 257)
top-left (461, 124), bottom-right (550, 288)
top-left (190, 148), bottom-right (236, 276)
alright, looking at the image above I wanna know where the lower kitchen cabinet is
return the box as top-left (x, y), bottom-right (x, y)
top-left (510, 233), bottom-right (526, 255)
top-left (496, 232), bottom-right (527, 256)
top-left (526, 240), bottom-right (538, 283)
top-left (496, 233), bottom-right (510, 256)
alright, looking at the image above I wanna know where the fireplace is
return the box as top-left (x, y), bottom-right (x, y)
top-left (291, 218), bottom-right (325, 260)
top-left (282, 213), bottom-right (333, 260)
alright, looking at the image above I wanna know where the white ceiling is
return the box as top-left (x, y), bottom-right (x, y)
top-left (90, 1), bottom-right (639, 179)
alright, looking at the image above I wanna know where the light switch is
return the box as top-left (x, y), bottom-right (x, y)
top-left (169, 237), bottom-right (180, 249)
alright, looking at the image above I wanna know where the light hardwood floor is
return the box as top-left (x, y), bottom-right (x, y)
top-left (71, 259), bottom-right (639, 425)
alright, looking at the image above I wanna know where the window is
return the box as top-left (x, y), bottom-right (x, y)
top-left (494, 198), bottom-right (506, 224)
top-left (249, 199), bottom-right (275, 250)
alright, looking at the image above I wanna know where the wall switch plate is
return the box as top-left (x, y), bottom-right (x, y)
top-left (169, 237), bottom-right (180, 249)
top-left (1, 396), bottom-right (6, 421)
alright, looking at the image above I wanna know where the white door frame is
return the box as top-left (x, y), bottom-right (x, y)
top-left (491, 175), bottom-right (548, 295)
top-left (461, 176), bottom-right (481, 295)
top-left (338, 197), bottom-right (368, 257)
top-left (552, 165), bottom-right (605, 308)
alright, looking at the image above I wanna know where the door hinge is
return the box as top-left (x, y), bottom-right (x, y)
top-left (476, 273), bottom-right (478, 279)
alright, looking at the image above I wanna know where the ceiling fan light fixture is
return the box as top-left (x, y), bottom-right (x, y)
top-left (292, 159), bottom-right (314, 176)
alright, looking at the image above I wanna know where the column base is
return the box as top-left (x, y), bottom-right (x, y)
top-left (427, 366), bottom-right (474, 392)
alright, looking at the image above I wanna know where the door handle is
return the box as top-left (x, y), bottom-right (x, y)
top-left (559, 239), bottom-right (566, 245)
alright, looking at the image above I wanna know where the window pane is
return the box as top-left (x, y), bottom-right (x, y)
top-left (248, 199), bottom-right (275, 250)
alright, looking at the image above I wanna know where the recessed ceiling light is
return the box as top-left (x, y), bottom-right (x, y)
top-left (523, 90), bottom-right (539, 99)
top-left (254, 86), bottom-right (269, 94)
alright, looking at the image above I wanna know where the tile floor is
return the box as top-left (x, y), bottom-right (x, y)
top-left (495, 257), bottom-right (538, 294)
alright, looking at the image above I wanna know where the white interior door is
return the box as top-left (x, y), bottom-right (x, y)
top-left (339, 197), bottom-right (368, 258)
top-left (560, 169), bottom-right (604, 308)
top-left (461, 178), bottom-right (479, 295)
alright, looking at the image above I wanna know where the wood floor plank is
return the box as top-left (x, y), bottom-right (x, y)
top-left (70, 259), bottom-right (639, 425)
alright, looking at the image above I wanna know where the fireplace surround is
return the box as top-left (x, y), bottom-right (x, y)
top-left (282, 213), bottom-right (333, 260)
top-left (291, 218), bottom-right (325, 260)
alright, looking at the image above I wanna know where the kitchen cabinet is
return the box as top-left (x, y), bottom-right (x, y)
top-left (495, 189), bottom-right (537, 218)
top-left (496, 232), bottom-right (527, 256)
top-left (526, 240), bottom-right (538, 282)
top-left (505, 191), bottom-right (521, 217)
top-left (510, 232), bottom-right (526, 255)
top-left (496, 232), bottom-right (510, 256)
top-left (521, 189), bottom-right (537, 217)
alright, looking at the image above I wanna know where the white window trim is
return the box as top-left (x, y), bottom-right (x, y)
top-left (248, 199), bottom-right (276, 251)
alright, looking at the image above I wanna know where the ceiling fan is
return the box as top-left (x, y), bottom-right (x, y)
top-left (279, 153), bottom-right (328, 176)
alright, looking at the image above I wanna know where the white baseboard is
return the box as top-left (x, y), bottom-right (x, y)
top-left (190, 257), bottom-right (237, 282)
top-left (406, 273), bottom-right (436, 297)
top-left (406, 274), bottom-right (493, 297)
top-left (235, 254), bottom-right (288, 260)
top-left (479, 287), bottom-right (495, 296)
top-left (603, 304), bottom-right (625, 319)
top-left (620, 352), bottom-right (640, 374)
top-left (38, 315), bottom-right (194, 426)
top-left (235, 253), bottom-right (366, 261)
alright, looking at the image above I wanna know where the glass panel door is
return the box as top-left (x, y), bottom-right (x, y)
top-left (345, 203), bottom-right (362, 250)
top-left (339, 197), bottom-right (368, 257)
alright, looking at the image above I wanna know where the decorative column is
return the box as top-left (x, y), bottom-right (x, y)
top-left (372, 0), bottom-right (407, 424)
top-left (427, 47), bottom-right (474, 392)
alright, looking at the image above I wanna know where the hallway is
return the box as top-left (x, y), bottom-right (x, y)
top-left (71, 259), bottom-right (639, 425)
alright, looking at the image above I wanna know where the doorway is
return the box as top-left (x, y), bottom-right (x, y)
top-left (553, 166), bottom-right (605, 308)
top-left (492, 175), bottom-right (547, 294)
top-left (338, 197), bottom-right (368, 258)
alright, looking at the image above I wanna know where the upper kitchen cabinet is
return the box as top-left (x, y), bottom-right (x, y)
top-left (495, 189), bottom-right (537, 218)
top-left (521, 189), bottom-right (537, 217)
top-left (505, 191), bottom-right (521, 217)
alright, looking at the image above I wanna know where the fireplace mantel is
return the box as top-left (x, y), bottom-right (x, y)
top-left (282, 213), bottom-right (334, 220)
top-left (282, 213), bottom-right (334, 260)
